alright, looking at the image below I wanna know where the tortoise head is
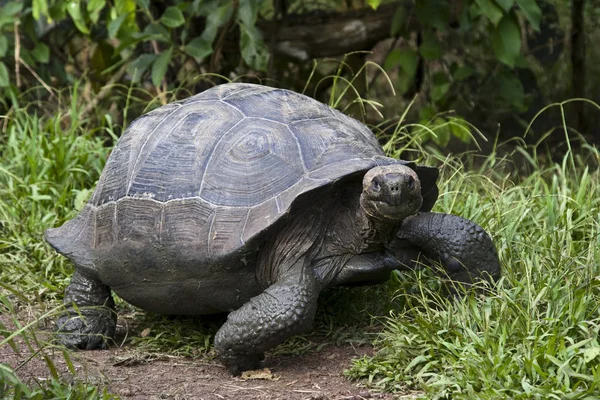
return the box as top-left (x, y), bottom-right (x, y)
top-left (360, 165), bottom-right (423, 223)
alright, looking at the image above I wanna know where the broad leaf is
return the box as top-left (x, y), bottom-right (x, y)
top-left (415, 0), bottom-right (450, 30)
top-left (108, 13), bottom-right (128, 38)
top-left (87, 0), bottom-right (106, 23)
top-left (419, 31), bottom-right (443, 60)
top-left (0, 62), bottom-right (9, 87)
top-left (31, 42), bottom-right (50, 63)
top-left (453, 65), bottom-right (475, 81)
top-left (475, 0), bottom-right (504, 26)
top-left (584, 347), bottom-right (600, 363)
top-left (151, 48), bottom-right (172, 87)
top-left (127, 53), bottom-right (156, 82)
top-left (0, 36), bottom-right (7, 58)
top-left (238, 0), bottom-right (260, 26)
top-left (491, 14), bottom-right (521, 67)
top-left (390, 7), bottom-right (406, 37)
top-left (367, 0), bottom-right (382, 10)
top-left (201, 3), bottom-right (233, 43)
top-left (449, 117), bottom-right (472, 143)
top-left (432, 118), bottom-right (451, 147)
top-left (385, 49), bottom-right (418, 78)
top-left (431, 72), bottom-right (450, 102)
top-left (33, 0), bottom-right (49, 20)
top-left (516, 0), bottom-right (541, 31)
top-left (184, 37), bottom-right (213, 59)
top-left (135, 0), bottom-right (149, 11)
top-left (499, 71), bottom-right (525, 110)
top-left (2, 1), bottom-right (24, 17)
top-left (239, 23), bottom-right (269, 71)
top-left (494, 0), bottom-right (514, 12)
top-left (160, 6), bottom-right (185, 28)
top-left (66, 0), bottom-right (90, 34)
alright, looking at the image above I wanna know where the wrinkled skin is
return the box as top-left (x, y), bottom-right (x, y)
top-left (55, 164), bottom-right (500, 375)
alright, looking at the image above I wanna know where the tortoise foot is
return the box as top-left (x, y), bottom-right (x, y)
top-left (219, 353), bottom-right (263, 376)
top-left (55, 308), bottom-right (116, 350)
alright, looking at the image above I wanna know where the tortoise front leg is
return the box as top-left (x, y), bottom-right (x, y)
top-left (389, 212), bottom-right (501, 286)
top-left (55, 270), bottom-right (117, 349)
top-left (214, 267), bottom-right (320, 375)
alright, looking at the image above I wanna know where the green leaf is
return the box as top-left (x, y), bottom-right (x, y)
top-left (390, 7), bottom-right (406, 37)
top-left (384, 49), bottom-right (418, 78)
top-left (494, 0), bottom-right (514, 12)
top-left (0, 36), bottom-right (8, 58)
top-left (160, 6), bottom-right (185, 28)
top-left (74, 189), bottom-right (92, 211)
top-left (431, 72), bottom-right (450, 102)
top-left (127, 53), bottom-right (156, 82)
top-left (453, 65), bottom-right (475, 81)
top-left (143, 23), bottom-right (171, 42)
top-left (31, 42), bottom-right (50, 63)
top-left (419, 105), bottom-right (436, 122)
top-left (449, 117), bottom-right (472, 143)
top-left (475, 0), bottom-right (504, 25)
top-left (415, 0), bottom-right (450, 30)
top-left (432, 118), bottom-right (451, 147)
top-left (239, 23), bottom-right (269, 71)
top-left (32, 0), bottom-right (49, 20)
top-left (491, 14), bottom-right (521, 67)
top-left (238, 0), bottom-right (259, 26)
top-left (2, 1), bottom-right (23, 17)
top-left (108, 13), bottom-right (128, 38)
top-left (366, 0), bottom-right (382, 10)
top-left (87, 0), bottom-right (106, 23)
top-left (584, 347), bottom-right (600, 363)
top-left (201, 3), bottom-right (233, 43)
top-left (516, 0), bottom-right (541, 31)
top-left (184, 37), bottom-right (213, 59)
top-left (114, 0), bottom-right (139, 37)
top-left (135, 0), bottom-right (149, 11)
top-left (499, 71), bottom-right (525, 110)
top-left (66, 0), bottom-right (90, 34)
top-left (151, 48), bottom-right (172, 87)
top-left (0, 62), bottom-right (9, 87)
top-left (419, 31), bottom-right (443, 60)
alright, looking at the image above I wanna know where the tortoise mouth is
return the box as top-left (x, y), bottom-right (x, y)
top-left (361, 197), bottom-right (422, 222)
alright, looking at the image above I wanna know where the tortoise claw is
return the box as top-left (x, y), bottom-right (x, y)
top-left (55, 308), bottom-right (116, 350)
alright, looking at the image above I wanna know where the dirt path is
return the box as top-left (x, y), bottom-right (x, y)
top-left (1, 312), bottom-right (420, 400)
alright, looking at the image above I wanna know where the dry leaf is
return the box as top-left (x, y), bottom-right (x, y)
top-left (241, 368), bottom-right (280, 381)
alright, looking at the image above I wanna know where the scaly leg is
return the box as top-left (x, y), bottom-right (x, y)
top-left (214, 267), bottom-right (320, 375)
top-left (389, 212), bottom-right (501, 286)
top-left (55, 270), bottom-right (116, 349)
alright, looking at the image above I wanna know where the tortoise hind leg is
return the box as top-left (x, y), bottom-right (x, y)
top-left (56, 270), bottom-right (117, 350)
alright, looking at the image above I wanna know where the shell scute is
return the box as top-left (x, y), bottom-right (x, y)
top-left (222, 87), bottom-right (334, 124)
top-left (127, 100), bottom-right (244, 202)
top-left (199, 118), bottom-right (305, 207)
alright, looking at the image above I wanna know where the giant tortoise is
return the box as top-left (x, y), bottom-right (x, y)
top-left (46, 83), bottom-right (500, 374)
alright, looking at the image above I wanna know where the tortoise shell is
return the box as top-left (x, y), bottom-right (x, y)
top-left (46, 83), bottom-right (438, 271)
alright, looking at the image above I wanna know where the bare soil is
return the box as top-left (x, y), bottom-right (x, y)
top-left (1, 313), bottom-right (420, 400)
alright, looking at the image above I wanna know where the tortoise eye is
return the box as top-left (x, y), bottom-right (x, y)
top-left (371, 178), bottom-right (381, 192)
top-left (407, 176), bottom-right (415, 189)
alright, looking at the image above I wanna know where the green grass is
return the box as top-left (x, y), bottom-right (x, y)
top-left (1, 83), bottom-right (599, 399)
top-left (346, 137), bottom-right (600, 398)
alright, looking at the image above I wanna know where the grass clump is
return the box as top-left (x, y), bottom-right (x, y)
top-left (347, 141), bottom-right (600, 398)
top-left (1, 92), bottom-right (117, 398)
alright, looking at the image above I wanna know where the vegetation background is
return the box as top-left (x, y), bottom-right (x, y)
top-left (0, 0), bottom-right (599, 399)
